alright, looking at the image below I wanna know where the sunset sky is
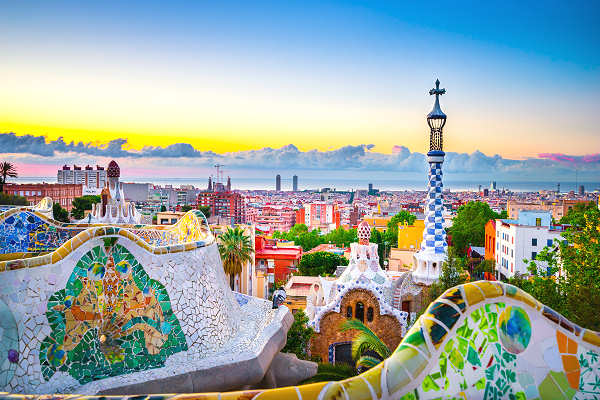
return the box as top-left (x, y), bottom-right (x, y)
top-left (0, 1), bottom-right (598, 174)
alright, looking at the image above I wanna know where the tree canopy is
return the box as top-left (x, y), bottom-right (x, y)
top-left (281, 310), bottom-right (314, 360)
top-left (559, 201), bottom-right (599, 226)
top-left (449, 201), bottom-right (503, 255)
top-left (297, 251), bottom-right (348, 276)
top-left (510, 207), bottom-right (600, 330)
top-left (197, 205), bottom-right (211, 218)
top-left (218, 227), bottom-right (254, 288)
top-left (0, 161), bottom-right (18, 192)
top-left (0, 192), bottom-right (27, 205)
top-left (53, 203), bottom-right (70, 223)
top-left (70, 195), bottom-right (101, 220)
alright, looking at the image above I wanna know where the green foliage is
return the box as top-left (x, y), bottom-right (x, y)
top-left (70, 195), bottom-right (101, 220)
top-left (0, 192), bottom-right (27, 205)
top-left (298, 251), bottom-right (348, 276)
top-left (340, 319), bottom-right (391, 370)
top-left (273, 224), bottom-right (322, 251)
top-left (197, 205), bottom-right (211, 218)
top-left (559, 201), bottom-right (599, 226)
top-left (181, 205), bottom-right (193, 212)
top-left (282, 310), bottom-right (314, 360)
top-left (424, 248), bottom-right (469, 310)
top-left (510, 208), bottom-right (600, 330)
top-left (474, 259), bottom-right (494, 274)
top-left (52, 202), bottom-right (70, 223)
top-left (0, 161), bottom-right (18, 192)
top-left (386, 211), bottom-right (417, 240)
top-left (301, 362), bottom-right (357, 383)
top-left (218, 227), bottom-right (254, 288)
top-left (449, 201), bottom-right (502, 256)
top-left (160, 205), bottom-right (167, 212)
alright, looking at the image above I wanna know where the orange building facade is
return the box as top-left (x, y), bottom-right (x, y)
top-left (484, 219), bottom-right (496, 261)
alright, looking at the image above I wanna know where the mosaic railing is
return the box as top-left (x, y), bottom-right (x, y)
top-left (0, 206), bottom-right (211, 258)
top-left (2, 281), bottom-right (598, 399)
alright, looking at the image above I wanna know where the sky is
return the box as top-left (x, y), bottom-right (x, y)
top-left (0, 0), bottom-right (599, 184)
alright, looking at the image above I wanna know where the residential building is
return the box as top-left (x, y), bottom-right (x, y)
top-left (362, 215), bottom-right (391, 232)
top-left (388, 219), bottom-right (425, 271)
top-left (3, 183), bottom-right (82, 211)
top-left (57, 164), bottom-right (106, 189)
top-left (254, 236), bottom-right (302, 288)
top-left (122, 183), bottom-right (151, 202)
top-left (507, 199), bottom-right (592, 221)
top-left (197, 191), bottom-right (244, 224)
top-left (495, 211), bottom-right (565, 279)
top-left (296, 202), bottom-right (340, 232)
top-left (484, 219), bottom-right (496, 262)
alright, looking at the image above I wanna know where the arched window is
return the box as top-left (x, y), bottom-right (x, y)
top-left (346, 306), bottom-right (353, 319)
top-left (355, 302), bottom-right (364, 322)
top-left (367, 307), bottom-right (374, 322)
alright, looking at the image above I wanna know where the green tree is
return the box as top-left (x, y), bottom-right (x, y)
top-left (181, 205), bottom-right (193, 212)
top-left (386, 211), bottom-right (417, 240)
top-left (160, 205), bottom-right (167, 212)
top-left (449, 201), bottom-right (501, 256)
top-left (0, 192), bottom-right (27, 205)
top-left (53, 202), bottom-right (70, 223)
top-left (70, 195), bottom-right (101, 220)
top-left (298, 251), bottom-right (348, 276)
top-left (340, 319), bottom-right (391, 370)
top-left (511, 208), bottom-right (600, 330)
top-left (197, 205), bottom-right (211, 218)
top-left (273, 224), bottom-right (323, 251)
top-left (218, 227), bottom-right (254, 289)
top-left (422, 248), bottom-right (469, 311)
top-left (0, 161), bottom-right (18, 193)
top-left (559, 201), bottom-right (599, 226)
top-left (281, 310), bottom-right (314, 360)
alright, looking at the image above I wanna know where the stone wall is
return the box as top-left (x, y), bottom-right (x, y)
top-left (310, 289), bottom-right (403, 363)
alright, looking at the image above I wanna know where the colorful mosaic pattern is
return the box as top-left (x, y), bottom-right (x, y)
top-left (2, 281), bottom-right (597, 399)
top-left (0, 299), bottom-right (19, 387)
top-left (38, 237), bottom-right (187, 384)
top-left (0, 207), bottom-right (211, 257)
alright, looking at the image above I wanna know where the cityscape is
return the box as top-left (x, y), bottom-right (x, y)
top-left (0, 2), bottom-right (599, 400)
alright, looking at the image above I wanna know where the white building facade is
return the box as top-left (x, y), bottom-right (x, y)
top-left (495, 210), bottom-right (565, 279)
top-left (57, 165), bottom-right (107, 188)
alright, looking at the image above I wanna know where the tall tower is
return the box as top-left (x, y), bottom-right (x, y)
top-left (226, 176), bottom-right (231, 192)
top-left (413, 79), bottom-right (448, 285)
top-left (293, 175), bottom-right (298, 192)
top-left (276, 174), bottom-right (281, 191)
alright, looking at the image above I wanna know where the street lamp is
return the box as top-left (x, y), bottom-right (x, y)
top-left (427, 79), bottom-right (447, 152)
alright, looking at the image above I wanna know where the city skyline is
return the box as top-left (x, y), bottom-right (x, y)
top-left (1, 1), bottom-right (599, 163)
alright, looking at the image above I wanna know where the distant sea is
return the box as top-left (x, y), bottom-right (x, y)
top-left (11, 176), bottom-right (600, 193)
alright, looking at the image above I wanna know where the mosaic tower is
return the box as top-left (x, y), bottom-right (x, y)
top-left (413, 79), bottom-right (448, 285)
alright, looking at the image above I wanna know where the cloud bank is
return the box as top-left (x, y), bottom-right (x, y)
top-left (0, 132), bottom-right (598, 180)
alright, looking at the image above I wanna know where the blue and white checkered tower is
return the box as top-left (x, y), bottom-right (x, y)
top-left (413, 79), bottom-right (448, 285)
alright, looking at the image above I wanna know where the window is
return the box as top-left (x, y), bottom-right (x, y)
top-left (547, 239), bottom-right (553, 247)
top-left (532, 252), bottom-right (537, 259)
top-left (535, 218), bottom-right (541, 227)
top-left (511, 249), bottom-right (513, 257)
top-left (532, 238), bottom-right (537, 246)
top-left (355, 302), bottom-right (364, 323)
top-left (367, 307), bottom-right (374, 322)
top-left (346, 306), bottom-right (353, 319)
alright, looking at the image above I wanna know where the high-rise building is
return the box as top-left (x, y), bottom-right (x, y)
top-left (292, 175), bottom-right (298, 192)
top-left (490, 181), bottom-right (497, 191)
top-left (276, 174), bottom-right (281, 191)
top-left (413, 79), bottom-right (448, 285)
top-left (197, 191), bottom-right (244, 224)
top-left (57, 164), bottom-right (106, 189)
top-left (578, 185), bottom-right (585, 195)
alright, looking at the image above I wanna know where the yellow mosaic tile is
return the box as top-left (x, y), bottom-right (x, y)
top-left (473, 281), bottom-right (503, 298)
top-left (295, 382), bottom-right (328, 400)
top-left (462, 282), bottom-right (485, 306)
top-left (583, 330), bottom-right (600, 347)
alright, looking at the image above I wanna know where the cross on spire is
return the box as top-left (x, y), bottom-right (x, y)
top-left (429, 79), bottom-right (446, 97)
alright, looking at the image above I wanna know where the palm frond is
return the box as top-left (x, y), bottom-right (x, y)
top-left (356, 355), bottom-right (383, 370)
top-left (218, 227), bottom-right (254, 277)
top-left (340, 319), bottom-right (391, 360)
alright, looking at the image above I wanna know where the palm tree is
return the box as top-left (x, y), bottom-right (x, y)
top-left (0, 162), bottom-right (18, 192)
top-left (340, 319), bottom-right (391, 370)
top-left (218, 227), bottom-right (254, 290)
